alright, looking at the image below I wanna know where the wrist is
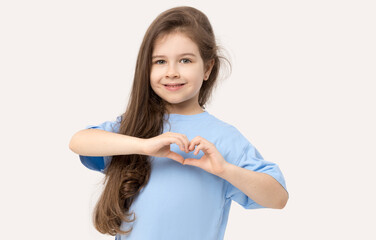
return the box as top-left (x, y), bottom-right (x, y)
top-left (135, 137), bottom-right (147, 155)
top-left (214, 162), bottom-right (234, 179)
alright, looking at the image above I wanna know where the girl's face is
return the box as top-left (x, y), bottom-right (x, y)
top-left (150, 32), bottom-right (213, 115)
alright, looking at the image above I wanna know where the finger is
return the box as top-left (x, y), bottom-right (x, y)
top-left (175, 133), bottom-right (190, 152)
top-left (196, 140), bottom-right (213, 155)
top-left (182, 134), bottom-right (190, 152)
top-left (193, 142), bottom-right (206, 155)
top-left (168, 136), bottom-right (186, 152)
top-left (172, 133), bottom-right (189, 152)
top-left (188, 137), bottom-right (201, 151)
top-left (166, 151), bottom-right (184, 164)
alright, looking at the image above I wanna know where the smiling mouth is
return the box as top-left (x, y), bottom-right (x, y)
top-left (164, 83), bottom-right (185, 86)
top-left (164, 83), bottom-right (185, 91)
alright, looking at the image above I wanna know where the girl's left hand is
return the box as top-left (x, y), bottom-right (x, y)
top-left (183, 136), bottom-right (229, 176)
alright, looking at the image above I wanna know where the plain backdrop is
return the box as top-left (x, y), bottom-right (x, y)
top-left (1, 0), bottom-right (375, 239)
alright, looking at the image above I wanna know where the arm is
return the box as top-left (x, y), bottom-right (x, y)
top-left (69, 129), bottom-right (145, 156)
top-left (217, 163), bottom-right (289, 209)
top-left (183, 136), bottom-right (288, 209)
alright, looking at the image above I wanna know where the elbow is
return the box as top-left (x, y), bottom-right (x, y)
top-left (69, 139), bottom-right (76, 153)
top-left (275, 190), bottom-right (289, 209)
top-left (275, 199), bottom-right (287, 209)
top-left (69, 133), bottom-right (79, 153)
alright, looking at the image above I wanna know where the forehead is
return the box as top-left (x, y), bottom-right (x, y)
top-left (152, 32), bottom-right (199, 55)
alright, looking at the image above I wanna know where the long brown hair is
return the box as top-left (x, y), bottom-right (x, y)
top-left (93, 6), bottom-right (230, 236)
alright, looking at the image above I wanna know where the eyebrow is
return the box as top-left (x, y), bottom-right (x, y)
top-left (152, 53), bottom-right (197, 59)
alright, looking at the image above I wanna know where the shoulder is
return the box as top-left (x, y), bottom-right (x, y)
top-left (104, 115), bottom-right (122, 132)
top-left (205, 114), bottom-right (250, 163)
top-left (206, 114), bottom-right (248, 143)
top-left (84, 114), bottom-right (122, 133)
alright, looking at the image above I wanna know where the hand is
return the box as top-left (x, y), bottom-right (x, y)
top-left (142, 132), bottom-right (190, 164)
top-left (183, 136), bottom-right (229, 176)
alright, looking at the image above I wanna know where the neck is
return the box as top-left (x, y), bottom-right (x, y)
top-left (165, 104), bottom-right (204, 115)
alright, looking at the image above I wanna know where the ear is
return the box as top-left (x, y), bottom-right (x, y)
top-left (203, 59), bottom-right (215, 81)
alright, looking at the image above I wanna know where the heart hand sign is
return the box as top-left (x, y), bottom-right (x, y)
top-left (142, 132), bottom-right (228, 176)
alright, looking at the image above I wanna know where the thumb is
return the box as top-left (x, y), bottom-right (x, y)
top-left (166, 151), bottom-right (185, 164)
top-left (183, 158), bottom-right (200, 167)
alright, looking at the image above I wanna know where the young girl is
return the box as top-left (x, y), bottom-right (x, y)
top-left (69, 6), bottom-right (288, 240)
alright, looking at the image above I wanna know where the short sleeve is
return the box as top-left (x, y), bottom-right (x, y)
top-left (225, 142), bottom-right (288, 209)
top-left (79, 115), bottom-right (122, 173)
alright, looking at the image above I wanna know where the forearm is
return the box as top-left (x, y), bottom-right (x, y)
top-left (69, 129), bottom-right (145, 156)
top-left (217, 163), bottom-right (288, 209)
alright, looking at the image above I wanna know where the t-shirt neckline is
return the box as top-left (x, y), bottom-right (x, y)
top-left (164, 110), bottom-right (210, 121)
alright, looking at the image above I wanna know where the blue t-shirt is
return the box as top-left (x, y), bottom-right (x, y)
top-left (79, 110), bottom-right (287, 240)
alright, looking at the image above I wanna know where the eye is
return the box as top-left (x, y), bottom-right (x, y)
top-left (154, 60), bottom-right (166, 64)
top-left (180, 58), bottom-right (192, 63)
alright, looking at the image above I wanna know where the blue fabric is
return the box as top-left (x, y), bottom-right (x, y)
top-left (79, 155), bottom-right (105, 171)
top-left (78, 111), bottom-right (287, 240)
top-left (79, 115), bottom-right (122, 173)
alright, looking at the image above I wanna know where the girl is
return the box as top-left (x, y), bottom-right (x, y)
top-left (69, 6), bottom-right (288, 240)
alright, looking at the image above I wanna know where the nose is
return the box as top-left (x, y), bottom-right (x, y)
top-left (166, 63), bottom-right (180, 78)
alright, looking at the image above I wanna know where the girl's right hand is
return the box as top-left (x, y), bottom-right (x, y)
top-left (142, 132), bottom-right (190, 164)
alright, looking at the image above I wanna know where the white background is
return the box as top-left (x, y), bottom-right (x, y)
top-left (1, 0), bottom-right (375, 239)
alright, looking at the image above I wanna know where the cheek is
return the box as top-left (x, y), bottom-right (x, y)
top-left (149, 70), bottom-right (157, 85)
top-left (149, 80), bottom-right (159, 94)
top-left (183, 66), bottom-right (204, 80)
top-left (150, 67), bottom-right (163, 82)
